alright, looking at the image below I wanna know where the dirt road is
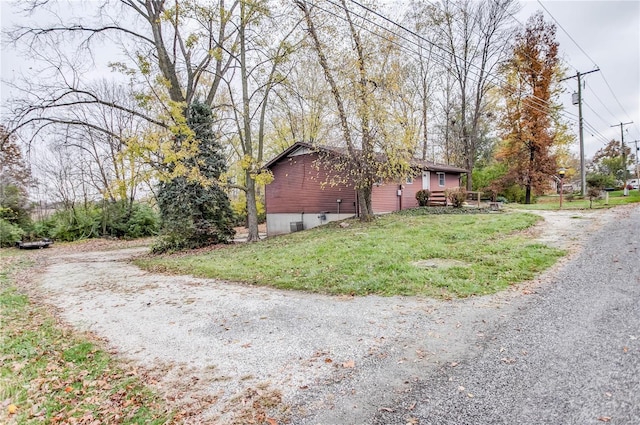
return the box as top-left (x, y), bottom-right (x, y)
top-left (27, 208), bottom-right (622, 424)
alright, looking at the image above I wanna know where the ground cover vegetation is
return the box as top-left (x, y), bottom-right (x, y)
top-left (508, 189), bottom-right (640, 210)
top-left (136, 210), bottom-right (564, 298)
top-left (0, 253), bottom-right (173, 424)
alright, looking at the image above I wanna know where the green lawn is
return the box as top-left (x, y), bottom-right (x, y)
top-left (0, 253), bottom-right (174, 425)
top-left (137, 210), bottom-right (565, 298)
top-left (509, 189), bottom-right (640, 210)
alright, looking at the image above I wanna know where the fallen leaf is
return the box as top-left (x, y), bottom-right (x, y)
top-left (379, 407), bottom-right (394, 412)
top-left (8, 404), bottom-right (18, 414)
top-left (449, 362), bottom-right (459, 367)
top-left (467, 393), bottom-right (474, 398)
top-left (266, 418), bottom-right (278, 425)
top-left (324, 358), bottom-right (333, 364)
top-left (597, 416), bottom-right (611, 422)
top-left (65, 386), bottom-right (73, 393)
top-left (342, 360), bottom-right (355, 368)
top-left (623, 346), bottom-right (629, 353)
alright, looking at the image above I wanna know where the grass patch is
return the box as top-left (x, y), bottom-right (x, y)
top-left (136, 211), bottom-right (564, 298)
top-left (0, 252), bottom-right (173, 424)
top-left (509, 189), bottom-right (640, 210)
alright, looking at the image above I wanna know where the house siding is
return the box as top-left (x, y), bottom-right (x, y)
top-left (372, 182), bottom-right (401, 213)
top-left (400, 176), bottom-right (421, 209)
top-left (265, 152), bottom-right (357, 215)
top-left (264, 143), bottom-right (467, 235)
top-left (265, 152), bottom-right (358, 235)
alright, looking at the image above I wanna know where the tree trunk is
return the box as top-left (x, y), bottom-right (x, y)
top-left (239, 2), bottom-right (260, 243)
top-left (421, 94), bottom-right (428, 161)
top-left (358, 185), bottom-right (374, 222)
top-left (526, 144), bottom-right (535, 204)
top-left (245, 170), bottom-right (260, 241)
top-left (466, 142), bottom-right (474, 191)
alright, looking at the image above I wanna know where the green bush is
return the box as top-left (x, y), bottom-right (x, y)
top-left (586, 173), bottom-right (615, 190)
top-left (30, 219), bottom-right (55, 239)
top-left (415, 189), bottom-right (432, 207)
top-left (502, 184), bottom-right (528, 204)
top-left (100, 201), bottom-right (159, 239)
top-left (31, 202), bottom-right (159, 242)
top-left (46, 207), bottom-right (101, 241)
top-left (472, 162), bottom-right (508, 192)
top-left (0, 218), bottom-right (25, 247)
top-left (125, 203), bottom-right (159, 238)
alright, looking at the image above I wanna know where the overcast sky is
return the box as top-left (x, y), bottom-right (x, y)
top-left (517, 0), bottom-right (640, 160)
top-left (1, 0), bottom-right (639, 162)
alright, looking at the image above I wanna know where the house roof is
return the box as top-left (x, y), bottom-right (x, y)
top-left (263, 142), bottom-right (468, 174)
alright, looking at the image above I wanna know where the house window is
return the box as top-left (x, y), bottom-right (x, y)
top-left (405, 176), bottom-right (414, 185)
top-left (438, 172), bottom-right (445, 187)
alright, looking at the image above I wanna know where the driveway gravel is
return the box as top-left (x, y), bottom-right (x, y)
top-left (373, 205), bottom-right (640, 425)
top-left (27, 206), bottom-right (638, 424)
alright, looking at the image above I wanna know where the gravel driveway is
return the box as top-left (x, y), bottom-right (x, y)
top-left (29, 206), bottom-right (636, 424)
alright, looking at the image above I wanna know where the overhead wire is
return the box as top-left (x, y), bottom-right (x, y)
top-left (343, 0), bottom-right (575, 119)
top-left (536, 0), bottom-right (598, 68)
top-left (582, 120), bottom-right (612, 146)
top-left (582, 99), bottom-right (614, 129)
top-left (587, 84), bottom-right (623, 123)
top-left (536, 0), bottom-right (639, 137)
top-left (316, 0), bottom-right (579, 123)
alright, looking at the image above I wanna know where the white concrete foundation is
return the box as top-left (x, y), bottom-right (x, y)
top-left (266, 213), bottom-right (355, 236)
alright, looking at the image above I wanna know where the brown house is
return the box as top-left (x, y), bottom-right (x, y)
top-left (263, 142), bottom-right (468, 235)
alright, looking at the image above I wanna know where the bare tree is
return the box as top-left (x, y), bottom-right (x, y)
top-left (222, 1), bottom-right (303, 241)
top-left (438, 0), bottom-right (517, 189)
top-left (403, 0), bottom-right (441, 161)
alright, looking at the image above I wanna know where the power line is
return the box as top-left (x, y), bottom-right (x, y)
top-left (309, 1), bottom-right (574, 133)
top-left (536, 0), bottom-right (598, 69)
top-left (583, 100), bottom-right (613, 129)
top-left (337, 0), bottom-right (578, 121)
top-left (600, 71), bottom-right (639, 132)
top-left (582, 120), bottom-right (611, 146)
top-left (587, 81), bottom-right (623, 123)
top-left (537, 0), bottom-right (639, 137)
top-left (560, 68), bottom-right (599, 195)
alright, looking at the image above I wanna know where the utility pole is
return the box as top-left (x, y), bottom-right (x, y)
top-left (611, 121), bottom-right (633, 193)
top-left (561, 68), bottom-right (599, 197)
top-left (631, 140), bottom-right (640, 191)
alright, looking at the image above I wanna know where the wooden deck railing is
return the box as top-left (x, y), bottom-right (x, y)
top-left (427, 190), bottom-right (483, 207)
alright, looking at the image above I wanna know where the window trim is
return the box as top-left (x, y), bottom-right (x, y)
top-left (437, 172), bottom-right (445, 187)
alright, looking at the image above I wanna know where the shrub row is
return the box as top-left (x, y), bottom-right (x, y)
top-left (0, 201), bottom-right (159, 247)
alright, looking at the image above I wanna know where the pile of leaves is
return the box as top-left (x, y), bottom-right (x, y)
top-left (0, 255), bottom-right (173, 424)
